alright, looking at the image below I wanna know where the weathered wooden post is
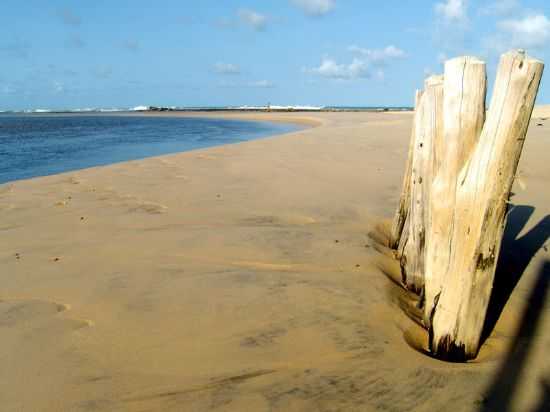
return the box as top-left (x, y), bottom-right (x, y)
top-left (429, 50), bottom-right (544, 361)
top-left (400, 75), bottom-right (444, 293)
top-left (423, 57), bottom-right (487, 326)
top-left (389, 90), bottom-right (423, 250)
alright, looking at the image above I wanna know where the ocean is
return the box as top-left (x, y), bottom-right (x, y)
top-left (0, 115), bottom-right (300, 184)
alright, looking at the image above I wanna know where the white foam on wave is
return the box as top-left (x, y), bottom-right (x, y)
top-left (272, 105), bottom-right (323, 111)
top-left (131, 105), bottom-right (150, 111)
top-left (70, 108), bottom-right (96, 113)
top-left (98, 108), bottom-right (126, 112)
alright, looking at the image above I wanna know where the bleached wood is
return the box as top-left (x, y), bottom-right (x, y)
top-left (389, 90), bottom-right (423, 249)
top-left (397, 209), bottom-right (410, 281)
top-left (401, 76), bottom-right (444, 293)
top-left (423, 57), bottom-right (487, 326)
top-left (430, 50), bottom-right (544, 361)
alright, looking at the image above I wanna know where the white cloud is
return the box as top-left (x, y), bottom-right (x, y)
top-left (498, 14), bottom-right (550, 49)
top-left (291, 0), bottom-right (335, 16)
top-left (435, 0), bottom-right (468, 24)
top-left (238, 9), bottom-right (268, 31)
top-left (214, 63), bottom-right (241, 75)
top-left (433, 0), bottom-right (469, 55)
top-left (348, 45), bottom-right (406, 64)
top-left (307, 45), bottom-right (406, 80)
top-left (478, 0), bottom-right (518, 16)
top-left (306, 57), bottom-right (370, 80)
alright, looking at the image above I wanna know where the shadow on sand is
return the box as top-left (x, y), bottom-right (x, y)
top-left (481, 205), bottom-right (550, 343)
top-left (480, 260), bottom-right (550, 411)
top-left (371, 205), bottom-right (550, 374)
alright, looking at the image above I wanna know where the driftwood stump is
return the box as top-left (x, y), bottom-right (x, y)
top-left (429, 50), bottom-right (544, 361)
top-left (389, 90), bottom-right (423, 250)
top-left (423, 57), bottom-right (487, 326)
top-left (401, 76), bottom-right (444, 293)
top-left (387, 49), bottom-right (544, 361)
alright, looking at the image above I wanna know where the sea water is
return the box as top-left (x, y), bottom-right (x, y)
top-left (0, 115), bottom-right (300, 184)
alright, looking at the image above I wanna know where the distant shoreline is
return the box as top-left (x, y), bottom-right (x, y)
top-left (3, 104), bottom-right (549, 117)
top-left (3, 104), bottom-right (547, 119)
top-left (0, 106), bottom-right (414, 115)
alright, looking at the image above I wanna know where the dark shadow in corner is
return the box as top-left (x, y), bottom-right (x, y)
top-left (531, 379), bottom-right (550, 412)
top-left (480, 260), bottom-right (550, 412)
top-left (481, 205), bottom-right (550, 344)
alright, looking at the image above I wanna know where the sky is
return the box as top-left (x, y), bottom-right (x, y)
top-left (0, 0), bottom-right (549, 110)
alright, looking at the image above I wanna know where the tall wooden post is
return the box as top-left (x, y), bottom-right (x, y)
top-left (423, 57), bottom-right (487, 326)
top-left (401, 76), bottom-right (444, 293)
top-left (430, 50), bottom-right (544, 361)
top-left (389, 90), bottom-right (423, 250)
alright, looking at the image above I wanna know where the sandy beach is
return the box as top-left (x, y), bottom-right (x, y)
top-left (532, 104), bottom-right (550, 119)
top-left (1, 111), bottom-right (549, 411)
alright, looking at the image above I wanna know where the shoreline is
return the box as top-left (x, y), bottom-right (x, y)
top-left (1, 111), bottom-right (549, 411)
top-left (128, 110), bottom-right (328, 127)
top-left (0, 113), bottom-right (317, 186)
top-left (0, 110), bottom-right (328, 127)
top-left (0, 111), bottom-right (413, 186)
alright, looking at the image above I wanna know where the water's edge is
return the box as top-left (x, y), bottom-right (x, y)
top-left (0, 115), bottom-right (306, 185)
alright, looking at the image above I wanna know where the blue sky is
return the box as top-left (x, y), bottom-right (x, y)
top-left (0, 0), bottom-right (548, 110)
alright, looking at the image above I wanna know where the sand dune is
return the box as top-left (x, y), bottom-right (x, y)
top-left (1, 111), bottom-right (549, 411)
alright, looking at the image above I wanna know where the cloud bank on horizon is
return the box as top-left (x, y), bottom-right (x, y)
top-left (0, 0), bottom-right (548, 110)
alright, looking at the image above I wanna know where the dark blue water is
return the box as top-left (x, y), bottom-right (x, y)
top-left (0, 115), bottom-right (300, 184)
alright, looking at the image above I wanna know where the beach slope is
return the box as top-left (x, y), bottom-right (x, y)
top-left (1, 111), bottom-right (549, 411)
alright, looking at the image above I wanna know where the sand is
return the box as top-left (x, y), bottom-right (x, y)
top-left (532, 104), bottom-right (550, 119)
top-left (1, 111), bottom-right (549, 411)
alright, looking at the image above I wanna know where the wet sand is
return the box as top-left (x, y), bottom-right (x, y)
top-left (1, 111), bottom-right (549, 411)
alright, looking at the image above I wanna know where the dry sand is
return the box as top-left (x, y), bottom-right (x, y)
top-left (532, 104), bottom-right (550, 119)
top-left (1, 111), bottom-right (549, 411)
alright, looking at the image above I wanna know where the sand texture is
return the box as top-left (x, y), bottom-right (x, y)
top-left (532, 104), bottom-right (550, 119)
top-left (1, 111), bottom-right (549, 411)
